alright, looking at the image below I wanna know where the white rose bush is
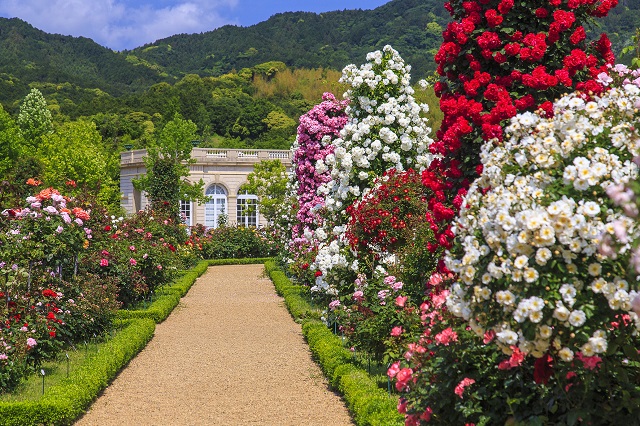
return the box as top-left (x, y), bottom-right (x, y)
top-left (446, 68), bottom-right (640, 366)
top-left (313, 45), bottom-right (435, 298)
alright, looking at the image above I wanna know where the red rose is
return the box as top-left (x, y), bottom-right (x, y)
top-left (493, 52), bottom-right (507, 63)
top-left (535, 7), bottom-right (548, 18)
top-left (504, 43), bottom-right (521, 56)
top-left (477, 31), bottom-right (502, 50)
top-left (533, 353), bottom-right (554, 385)
top-left (497, 0), bottom-right (513, 14)
top-left (485, 9), bottom-right (503, 27)
top-left (538, 101), bottom-right (554, 117)
top-left (569, 26), bottom-right (586, 44)
top-left (553, 10), bottom-right (576, 31)
top-left (514, 94), bottom-right (535, 111)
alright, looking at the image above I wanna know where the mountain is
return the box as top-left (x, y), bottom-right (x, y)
top-left (0, 18), bottom-right (168, 101)
top-left (127, 0), bottom-right (449, 81)
top-left (0, 0), bottom-right (638, 111)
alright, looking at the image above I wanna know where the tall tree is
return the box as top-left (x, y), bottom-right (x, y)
top-left (133, 113), bottom-right (207, 220)
top-left (16, 88), bottom-right (53, 148)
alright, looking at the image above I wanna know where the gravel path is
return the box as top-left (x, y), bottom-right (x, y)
top-left (75, 264), bottom-right (354, 425)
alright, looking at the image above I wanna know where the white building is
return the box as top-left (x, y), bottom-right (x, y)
top-left (120, 148), bottom-right (292, 228)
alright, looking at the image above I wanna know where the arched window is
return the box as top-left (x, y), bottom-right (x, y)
top-left (236, 190), bottom-right (258, 227)
top-left (205, 184), bottom-right (228, 228)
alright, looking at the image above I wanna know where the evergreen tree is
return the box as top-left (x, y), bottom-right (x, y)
top-left (16, 88), bottom-right (53, 147)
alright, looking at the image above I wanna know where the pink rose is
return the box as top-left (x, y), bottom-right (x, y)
top-left (395, 368), bottom-right (413, 391)
top-left (387, 361), bottom-right (400, 378)
top-left (435, 327), bottom-right (458, 346)
top-left (395, 295), bottom-right (408, 308)
top-left (129, 258), bottom-right (137, 266)
top-left (629, 294), bottom-right (640, 317)
top-left (391, 326), bottom-right (403, 337)
top-left (454, 377), bottom-right (476, 398)
top-left (328, 300), bottom-right (341, 311)
top-left (100, 258), bottom-right (109, 267)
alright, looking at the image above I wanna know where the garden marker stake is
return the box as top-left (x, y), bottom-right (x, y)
top-left (40, 369), bottom-right (45, 395)
top-left (66, 353), bottom-right (70, 377)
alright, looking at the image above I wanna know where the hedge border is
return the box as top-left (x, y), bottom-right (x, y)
top-left (0, 318), bottom-right (155, 426)
top-left (207, 257), bottom-right (274, 266)
top-left (264, 260), bottom-right (403, 426)
top-left (0, 258), bottom-right (236, 425)
top-left (116, 260), bottom-right (210, 322)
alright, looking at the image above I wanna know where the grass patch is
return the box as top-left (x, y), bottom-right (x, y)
top-left (0, 339), bottom-right (105, 403)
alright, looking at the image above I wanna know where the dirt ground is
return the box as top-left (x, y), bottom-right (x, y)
top-left (75, 264), bottom-right (354, 425)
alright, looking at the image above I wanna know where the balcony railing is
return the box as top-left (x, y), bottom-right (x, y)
top-left (121, 148), bottom-right (292, 166)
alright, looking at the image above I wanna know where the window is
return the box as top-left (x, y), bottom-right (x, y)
top-left (236, 190), bottom-right (258, 227)
top-left (180, 200), bottom-right (192, 226)
top-left (204, 184), bottom-right (228, 228)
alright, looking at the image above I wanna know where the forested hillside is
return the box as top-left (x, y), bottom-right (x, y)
top-left (0, 18), bottom-right (168, 101)
top-left (1, 0), bottom-right (639, 113)
top-left (0, 0), bottom-right (637, 162)
top-left (127, 0), bottom-right (449, 81)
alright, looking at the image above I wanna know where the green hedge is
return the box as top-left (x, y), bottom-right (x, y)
top-left (264, 261), bottom-right (403, 426)
top-left (208, 257), bottom-right (273, 266)
top-left (0, 318), bottom-right (155, 426)
top-left (117, 260), bottom-right (210, 322)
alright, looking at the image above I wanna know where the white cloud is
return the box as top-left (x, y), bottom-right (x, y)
top-left (0, 0), bottom-right (239, 51)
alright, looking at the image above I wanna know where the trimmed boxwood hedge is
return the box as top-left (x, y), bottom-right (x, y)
top-left (264, 260), bottom-right (403, 426)
top-left (208, 257), bottom-right (274, 266)
top-left (116, 260), bottom-right (210, 322)
top-left (0, 318), bottom-right (155, 426)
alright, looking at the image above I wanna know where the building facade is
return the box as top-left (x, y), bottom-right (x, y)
top-left (120, 148), bottom-right (292, 228)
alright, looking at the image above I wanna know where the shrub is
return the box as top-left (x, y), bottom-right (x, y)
top-left (199, 226), bottom-right (278, 259)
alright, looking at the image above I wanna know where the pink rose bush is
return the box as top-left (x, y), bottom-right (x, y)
top-left (286, 93), bottom-right (348, 285)
top-left (0, 188), bottom-right (122, 391)
top-left (0, 185), bottom-right (190, 392)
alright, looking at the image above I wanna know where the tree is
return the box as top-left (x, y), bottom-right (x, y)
top-left (0, 104), bottom-right (24, 178)
top-left (242, 159), bottom-right (289, 226)
top-left (133, 113), bottom-right (207, 220)
top-left (37, 120), bottom-right (120, 208)
top-left (16, 88), bottom-right (53, 147)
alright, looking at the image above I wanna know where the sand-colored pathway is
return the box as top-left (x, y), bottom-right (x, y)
top-left (76, 264), bottom-right (354, 425)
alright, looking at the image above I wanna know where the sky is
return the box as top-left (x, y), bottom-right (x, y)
top-left (0, 0), bottom-right (391, 51)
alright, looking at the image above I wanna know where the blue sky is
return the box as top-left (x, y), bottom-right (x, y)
top-left (0, 0), bottom-right (390, 51)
